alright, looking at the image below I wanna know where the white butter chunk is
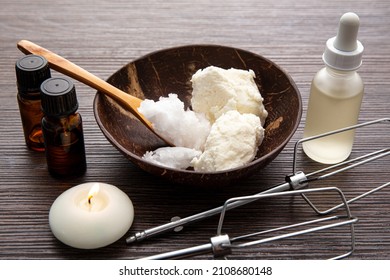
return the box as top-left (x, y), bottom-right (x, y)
top-left (191, 110), bottom-right (264, 172)
top-left (191, 66), bottom-right (268, 125)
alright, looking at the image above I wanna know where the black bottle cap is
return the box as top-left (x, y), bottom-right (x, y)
top-left (15, 55), bottom-right (51, 96)
top-left (40, 77), bottom-right (79, 117)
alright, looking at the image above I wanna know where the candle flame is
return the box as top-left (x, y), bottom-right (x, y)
top-left (87, 183), bottom-right (100, 205)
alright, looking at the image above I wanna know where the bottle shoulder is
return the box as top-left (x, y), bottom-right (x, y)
top-left (17, 91), bottom-right (41, 102)
top-left (311, 67), bottom-right (364, 98)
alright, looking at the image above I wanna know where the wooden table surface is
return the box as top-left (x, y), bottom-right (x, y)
top-left (0, 0), bottom-right (389, 260)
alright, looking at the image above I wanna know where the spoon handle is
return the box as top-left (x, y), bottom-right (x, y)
top-left (17, 39), bottom-right (151, 128)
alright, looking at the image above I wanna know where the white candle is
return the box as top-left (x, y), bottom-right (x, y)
top-left (49, 182), bottom-right (134, 249)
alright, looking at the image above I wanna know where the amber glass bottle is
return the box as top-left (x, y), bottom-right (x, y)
top-left (40, 77), bottom-right (87, 177)
top-left (16, 55), bottom-right (51, 151)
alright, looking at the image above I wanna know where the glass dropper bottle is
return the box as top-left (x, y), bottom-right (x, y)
top-left (303, 12), bottom-right (364, 164)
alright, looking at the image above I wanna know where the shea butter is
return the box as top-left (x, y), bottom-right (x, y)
top-left (191, 66), bottom-right (268, 125)
top-left (192, 110), bottom-right (264, 172)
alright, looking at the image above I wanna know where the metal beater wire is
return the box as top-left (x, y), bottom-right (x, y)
top-left (216, 187), bottom-right (354, 236)
top-left (293, 118), bottom-right (389, 215)
top-left (304, 148), bottom-right (389, 181)
top-left (292, 117), bottom-right (389, 174)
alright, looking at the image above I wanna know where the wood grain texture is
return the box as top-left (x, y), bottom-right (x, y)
top-left (0, 0), bottom-right (389, 260)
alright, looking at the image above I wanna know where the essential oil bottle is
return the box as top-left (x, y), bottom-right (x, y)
top-left (303, 12), bottom-right (364, 164)
top-left (40, 77), bottom-right (87, 177)
top-left (15, 55), bottom-right (51, 151)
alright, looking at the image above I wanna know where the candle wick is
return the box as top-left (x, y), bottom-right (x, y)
top-left (88, 195), bottom-right (93, 205)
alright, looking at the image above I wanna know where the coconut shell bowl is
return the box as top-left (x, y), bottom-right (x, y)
top-left (93, 45), bottom-right (302, 187)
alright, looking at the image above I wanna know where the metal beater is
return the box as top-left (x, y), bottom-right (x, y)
top-left (127, 118), bottom-right (389, 259)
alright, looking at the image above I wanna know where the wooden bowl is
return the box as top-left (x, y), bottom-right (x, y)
top-left (93, 45), bottom-right (302, 187)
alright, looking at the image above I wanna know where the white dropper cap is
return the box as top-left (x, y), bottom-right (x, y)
top-left (323, 12), bottom-right (364, 71)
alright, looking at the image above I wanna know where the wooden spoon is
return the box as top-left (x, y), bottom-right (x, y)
top-left (17, 39), bottom-right (172, 146)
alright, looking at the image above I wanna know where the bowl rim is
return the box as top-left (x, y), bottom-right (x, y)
top-left (93, 44), bottom-right (302, 175)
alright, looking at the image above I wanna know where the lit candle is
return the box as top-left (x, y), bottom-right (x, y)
top-left (49, 182), bottom-right (134, 249)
